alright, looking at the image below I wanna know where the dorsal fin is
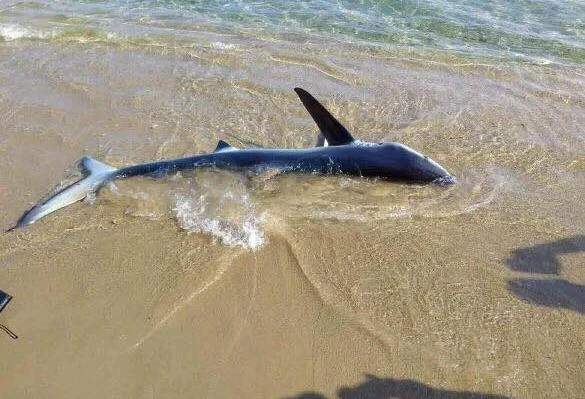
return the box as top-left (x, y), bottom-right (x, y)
top-left (294, 87), bottom-right (354, 146)
top-left (214, 140), bottom-right (236, 152)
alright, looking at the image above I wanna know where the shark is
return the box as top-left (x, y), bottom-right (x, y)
top-left (8, 88), bottom-right (454, 231)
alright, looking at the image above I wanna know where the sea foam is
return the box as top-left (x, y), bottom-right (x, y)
top-left (174, 191), bottom-right (265, 250)
top-left (0, 24), bottom-right (51, 41)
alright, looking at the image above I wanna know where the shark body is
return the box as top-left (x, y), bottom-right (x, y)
top-left (10, 88), bottom-right (453, 230)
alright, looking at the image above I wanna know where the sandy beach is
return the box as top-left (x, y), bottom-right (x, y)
top-left (1, 1), bottom-right (585, 397)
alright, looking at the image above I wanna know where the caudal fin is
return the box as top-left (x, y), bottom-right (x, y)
top-left (8, 157), bottom-right (117, 231)
top-left (78, 156), bottom-right (117, 176)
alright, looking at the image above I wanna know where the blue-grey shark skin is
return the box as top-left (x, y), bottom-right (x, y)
top-left (118, 141), bottom-right (450, 181)
top-left (9, 88), bottom-right (454, 230)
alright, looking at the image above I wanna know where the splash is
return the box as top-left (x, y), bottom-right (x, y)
top-left (96, 170), bottom-right (266, 249)
top-left (174, 191), bottom-right (265, 250)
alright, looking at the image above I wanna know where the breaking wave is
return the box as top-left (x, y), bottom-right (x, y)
top-left (0, 23), bottom-right (51, 41)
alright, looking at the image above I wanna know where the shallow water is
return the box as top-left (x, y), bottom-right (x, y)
top-left (2, 0), bottom-right (585, 63)
top-left (0, 1), bottom-right (584, 398)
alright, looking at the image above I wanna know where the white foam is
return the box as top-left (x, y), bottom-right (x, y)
top-left (174, 192), bottom-right (265, 250)
top-left (388, 208), bottom-right (412, 219)
top-left (0, 23), bottom-right (51, 41)
top-left (210, 41), bottom-right (236, 50)
top-left (353, 140), bottom-right (379, 147)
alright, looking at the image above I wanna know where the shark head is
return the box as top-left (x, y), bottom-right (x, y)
top-left (295, 87), bottom-right (455, 184)
top-left (364, 142), bottom-right (454, 183)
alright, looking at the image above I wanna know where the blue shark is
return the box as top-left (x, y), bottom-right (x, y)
top-left (9, 88), bottom-right (453, 230)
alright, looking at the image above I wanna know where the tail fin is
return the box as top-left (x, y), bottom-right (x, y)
top-left (8, 157), bottom-right (117, 230)
top-left (78, 156), bottom-right (117, 176)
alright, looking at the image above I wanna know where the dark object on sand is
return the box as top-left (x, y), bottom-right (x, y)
top-left (0, 289), bottom-right (17, 339)
top-left (0, 289), bottom-right (12, 312)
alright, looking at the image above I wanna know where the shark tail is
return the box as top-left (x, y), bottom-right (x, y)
top-left (7, 157), bottom-right (117, 231)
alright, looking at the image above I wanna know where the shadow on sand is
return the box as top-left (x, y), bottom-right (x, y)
top-left (505, 235), bottom-right (585, 314)
top-left (286, 374), bottom-right (509, 399)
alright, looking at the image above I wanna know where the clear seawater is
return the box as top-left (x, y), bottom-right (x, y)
top-left (1, 0), bottom-right (584, 64)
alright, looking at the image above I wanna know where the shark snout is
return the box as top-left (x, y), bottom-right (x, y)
top-left (425, 156), bottom-right (449, 175)
top-left (422, 155), bottom-right (455, 183)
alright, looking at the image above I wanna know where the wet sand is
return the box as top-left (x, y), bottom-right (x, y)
top-left (1, 36), bottom-right (585, 398)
